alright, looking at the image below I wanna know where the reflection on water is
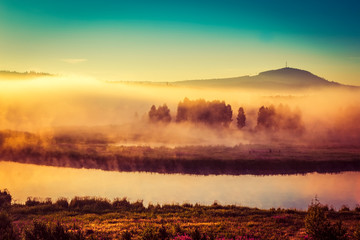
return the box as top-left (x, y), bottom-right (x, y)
top-left (0, 161), bottom-right (359, 210)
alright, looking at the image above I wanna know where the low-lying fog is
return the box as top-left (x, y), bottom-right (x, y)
top-left (0, 75), bottom-right (359, 147)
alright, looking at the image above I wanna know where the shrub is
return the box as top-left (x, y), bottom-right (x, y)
top-left (25, 197), bottom-right (40, 207)
top-left (305, 198), bottom-right (347, 240)
top-left (339, 205), bottom-right (350, 212)
top-left (113, 197), bottom-right (131, 210)
top-left (305, 199), bottom-right (330, 239)
top-left (182, 203), bottom-right (193, 208)
top-left (25, 197), bottom-right (51, 207)
top-left (55, 198), bottom-right (69, 209)
top-left (131, 200), bottom-right (145, 212)
top-left (147, 203), bottom-right (161, 212)
top-left (355, 204), bottom-right (360, 212)
top-left (0, 212), bottom-right (18, 240)
top-left (0, 189), bottom-right (12, 209)
top-left (69, 197), bottom-right (112, 212)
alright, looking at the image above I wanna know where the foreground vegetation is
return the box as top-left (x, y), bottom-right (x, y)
top-left (1, 190), bottom-right (360, 239)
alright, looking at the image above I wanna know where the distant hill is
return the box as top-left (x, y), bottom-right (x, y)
top-left (0, 70), bottom-right (53, 80)
top-left (171, 67), bottom-right (357, 90)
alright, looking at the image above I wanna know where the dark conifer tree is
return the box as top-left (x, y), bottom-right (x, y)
top-left (236, 107), bottom-right (246, 129)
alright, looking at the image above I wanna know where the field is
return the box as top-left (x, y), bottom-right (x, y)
top-left (2, 192), bottom-right (360, 240)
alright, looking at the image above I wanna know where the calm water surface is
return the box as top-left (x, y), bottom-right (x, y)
top-left (1, 161), bottom-right (359, 210)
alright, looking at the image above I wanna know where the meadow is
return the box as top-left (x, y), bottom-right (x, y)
top-left (1, 189), bottom-right (360, 240)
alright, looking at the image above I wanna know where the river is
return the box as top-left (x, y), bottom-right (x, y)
top-left (0, 161), bottom-right (359, 210)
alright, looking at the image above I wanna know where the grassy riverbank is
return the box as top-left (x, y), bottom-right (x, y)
top-left (2, 192), bottom-right (360, 239)
top-left (1, 129), bottom-right (360, 176)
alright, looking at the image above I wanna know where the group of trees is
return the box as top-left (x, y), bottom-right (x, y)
top-left (148, 104), bottom-right (172, 123)
top-left (149, 98), bottom-right (243, 128)
top-left (148, 98), bottom-right (303, 132)
top-left (257, 105), bottom-right (304, 133)
top-left (176, 98), bottom-right (233, 127)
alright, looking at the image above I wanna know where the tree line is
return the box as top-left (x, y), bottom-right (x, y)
top-left (149, 98), bottom-right (303, 132)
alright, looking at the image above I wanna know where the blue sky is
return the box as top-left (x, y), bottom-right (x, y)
top-left (1, 0), bottom-right (359, 84)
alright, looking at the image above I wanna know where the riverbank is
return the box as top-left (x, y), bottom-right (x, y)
top-left (2, 194), bottom-right (360, 239)
top-left (1, 129), bottom-right (360, 176)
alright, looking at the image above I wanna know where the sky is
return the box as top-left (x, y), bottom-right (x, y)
top-left (0, 0), bottom-right (360, 85)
